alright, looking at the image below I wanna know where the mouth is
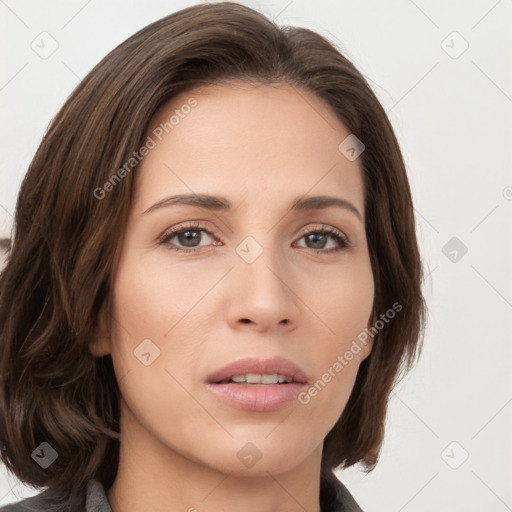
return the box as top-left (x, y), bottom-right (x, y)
top-left (214, 373), bottom-right (303, 385)
top-left (205, 357), bottom-right (308, 412)
top-left (206, 356), bottom-right (308, 385)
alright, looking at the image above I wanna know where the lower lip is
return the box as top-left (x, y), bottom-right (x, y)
top-left (206, 382), bottom-right (307, 412)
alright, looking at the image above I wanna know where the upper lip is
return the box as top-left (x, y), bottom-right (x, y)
top-left (206, 356), bottom-right (308, 384)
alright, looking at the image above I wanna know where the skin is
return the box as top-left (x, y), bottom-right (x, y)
top-left (90, 81), bottom-right (375, 512)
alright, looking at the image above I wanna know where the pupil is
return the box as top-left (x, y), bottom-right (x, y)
top-left (308, 233), bottom-right (326, 249)
top-left (176, 231), bottom-right (327, 249)
top-left (179, 230), bottom-right (200, 247)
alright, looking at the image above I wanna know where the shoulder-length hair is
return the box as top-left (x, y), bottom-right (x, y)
top-left (0, 1), bottom-right (426, 503)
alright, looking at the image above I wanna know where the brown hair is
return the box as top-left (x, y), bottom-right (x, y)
top-left (0, 1), bottom-right (426, 504)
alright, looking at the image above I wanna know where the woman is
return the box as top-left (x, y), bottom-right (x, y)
top-left (0, 3), bottom-right (426, 511)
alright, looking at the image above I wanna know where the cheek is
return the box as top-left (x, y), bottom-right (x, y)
top-left (304, 256), bottom-right (374, 352)
top-left (107, 257), bottom-right (210, 443)
top-left (108, 250), bottom-right (214, 394)
top-left (111, 250), bottom-right (200, 337)
top-left (294, 260), bottom-right (373, 424)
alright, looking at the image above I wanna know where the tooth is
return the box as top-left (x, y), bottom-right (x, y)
top-left (228, 373), bottom-right (293, 384)
top-left (261, 374), bottom-right (278, 384)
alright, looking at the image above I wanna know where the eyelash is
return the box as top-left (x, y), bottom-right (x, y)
top-left (158, 222), bottom-right (350, 255)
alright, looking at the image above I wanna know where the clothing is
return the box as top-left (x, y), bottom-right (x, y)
top-left (0, 472), bottom-right (363, 512)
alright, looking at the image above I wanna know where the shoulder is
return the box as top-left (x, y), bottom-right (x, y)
top-left (321, 468), bottom-right (365, 512)
top-left (0, 479), bottom-right (109, 512)
top-left (0, 494), bottom-right (74, 512)
top-left (335, 480), bottom-right (365, 512)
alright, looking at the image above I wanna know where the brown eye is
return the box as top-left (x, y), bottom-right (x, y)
top-left (295, 226), bottom-right (350, 254)
top-left (159, 223), bottom-right (350, 254)
top-left (159, 223), bottom-right (217, 253)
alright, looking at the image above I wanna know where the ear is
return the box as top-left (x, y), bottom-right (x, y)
top-left (89, 304), bottom-right (112, 357)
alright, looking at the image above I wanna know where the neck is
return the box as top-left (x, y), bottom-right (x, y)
top-left (107, 401), bottom-right (323, 512)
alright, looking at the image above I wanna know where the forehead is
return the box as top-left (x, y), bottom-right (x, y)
top-left (134, 82), bottom-right (365, 216)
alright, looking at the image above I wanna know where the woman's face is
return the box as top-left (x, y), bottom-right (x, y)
top-left (92, 82), bottom-right (375, 476)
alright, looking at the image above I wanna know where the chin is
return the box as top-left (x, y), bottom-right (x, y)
top-left (216, 456), bottom-right (304, 478)
top-left (202, 439), bottom-right (315, 477)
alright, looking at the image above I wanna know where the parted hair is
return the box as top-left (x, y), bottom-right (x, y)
top-left (0, 1), bottom-right (426, 505)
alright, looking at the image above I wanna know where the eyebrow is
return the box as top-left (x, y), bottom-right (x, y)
top-left (143, 193), bottom-right (362, 221)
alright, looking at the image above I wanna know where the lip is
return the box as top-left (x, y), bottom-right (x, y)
top-left (205, 356), bottom-right (308, 412)
top-left (206, 356), bottom-right (308, 384)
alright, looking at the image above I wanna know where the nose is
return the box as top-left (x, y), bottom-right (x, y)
top-left (225, 241), bottom-right (300, 332)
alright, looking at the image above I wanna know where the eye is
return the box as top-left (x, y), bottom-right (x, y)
top-left (159, 222), bottom-right (350, 254)
top-left (158, 222), bottom-right (219, 253)
top-left (294, 225), bottom-right (350, 254)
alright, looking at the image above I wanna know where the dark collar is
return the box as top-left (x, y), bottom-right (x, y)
top-left (84, 472), bottom-right (363, 512)
top-left (0, 473), bottom-right (363, 512)
top-left (85, 472), bottom-right (363, 512)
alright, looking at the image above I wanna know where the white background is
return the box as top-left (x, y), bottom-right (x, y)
top-left (1, 1), bottom-right (511, 511)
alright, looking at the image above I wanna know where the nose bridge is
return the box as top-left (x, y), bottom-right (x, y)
top-left (234, 229), bottom-right (289, 294)
top-left (227, 227), bottom-right (299, 326)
